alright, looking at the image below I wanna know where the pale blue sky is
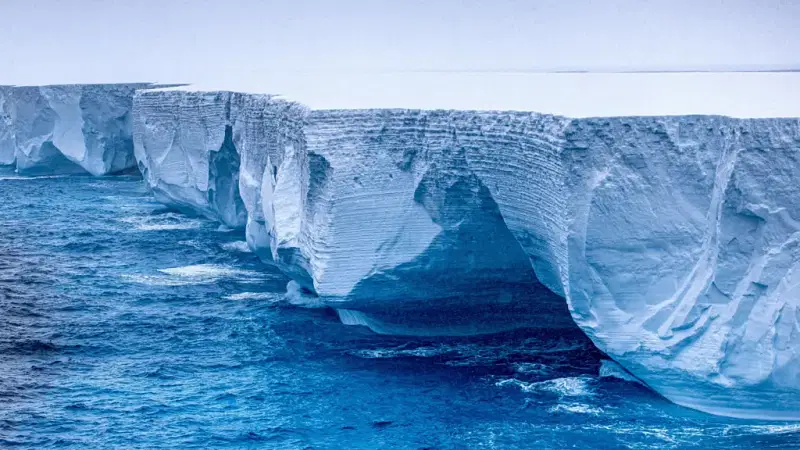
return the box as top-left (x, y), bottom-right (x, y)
top-left (1, 0), bottom-right (798, 85)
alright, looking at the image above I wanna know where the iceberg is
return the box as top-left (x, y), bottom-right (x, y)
top-left (4, 83), bottom-right (151, 175)
top-left (2, 73), bottom-right (799, 420)
top-left (132, 77), bottom-right (800, 420)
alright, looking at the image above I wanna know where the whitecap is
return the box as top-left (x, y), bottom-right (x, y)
top-left (120, 274), bottom-right (199, 287)
top-left (723, 424), bottom-right (800, 436)
top-left (0, 174), bottom-right (73, 181)
top-left (123, 264), bottom-right (267, 287)
top-left (136, 222), bottom-right (202, 231)
top-left (221, 241), bottom-right (251, 253)
top-left (284, 280), bottom-right (326, 307)
top-left (158, 264), bottom-right (260, 278)
top-left (118, 213), bottom-right (204, 231)
top-left (496, 376), bottom-right (595, 397)
top-left (348, 345), bottom-right (455, 359)
top-left (179, 240), bottom-right (205, 250)
top-left (548, 403), bottom-right (604, 415)
top-left (224, 292), bottom-right (279, 301)
top-left (513, 362), bottom-right (551, 375)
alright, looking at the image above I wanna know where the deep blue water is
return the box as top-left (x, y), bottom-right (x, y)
top-left (1, 171), bottom-right (798, 449)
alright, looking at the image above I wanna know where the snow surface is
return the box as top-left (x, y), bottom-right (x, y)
top-left (150, 72), bottom-right (800, 118)
top-left (132, 80), bottom-right (800, 420)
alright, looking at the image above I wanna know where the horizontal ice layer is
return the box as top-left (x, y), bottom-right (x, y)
top-left (133, 80), bottom-right (800, 420)
top-left (133, 90), bottom-right (573, 334)
top-left (6, 83), bottom-right (151, 175)
top-left (131, 90), bottom-right (301, 228)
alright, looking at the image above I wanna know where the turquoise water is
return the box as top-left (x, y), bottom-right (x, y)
top-left (1, 171), bottom-right (798, 449)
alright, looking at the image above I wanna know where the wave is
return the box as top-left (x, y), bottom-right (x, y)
top-left (723, 424), bottom-right (800, 436)
top-left (284, 280), bottom-right (326, 307)
top-left (178, 240), bottom-right (205, 250)
top-left (224, 292), bottom-right (279, 301)
top-left (158, 264), bottom-right (261, 278)
top-left (0, 175), bottom-right (73, 181)
top-left (121, 273), bottom-right (203, 287)
top-left (496, 376), bottom-right (596, 397)
top-left (513, 362), bottom-right (552, 376)
top-left (221, 241), bottom-right (251, 253)
top-left (548, 403), bottom-right (604, 415)
top-left (123, 264), bottom-right (267, 286)
top-left (598, 359), bottom-right (642, 384)
top-left (118, 213), bottom-right (205, 231)
top-left (348, 338), bottom-right (590, 369)
top-left (348, 345), bottom-right (457, 360)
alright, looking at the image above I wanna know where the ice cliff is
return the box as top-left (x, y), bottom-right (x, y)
top-left (0, 83), bottom-right (152, 175)
top-left (1, 78), bottom-right (797, 420)
top-left (133, 86), bottom-right (800, 420)
top-left (0, 86), bottom-right (14, 165)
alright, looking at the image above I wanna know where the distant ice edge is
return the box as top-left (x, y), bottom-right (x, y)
top-left (0, 83), bottom-right (166, 175)
top-left (2, 83), bottom-right (798, 420)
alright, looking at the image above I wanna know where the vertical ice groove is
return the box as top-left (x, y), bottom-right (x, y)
top-left (6, 84), bottom-right (151, 175)
top-left (0, 86), bottom-right (14, 165)
top-left (656, 126), bottom-right (740, 341)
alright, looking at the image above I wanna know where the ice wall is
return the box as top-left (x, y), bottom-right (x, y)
top-left (562, 117), bottom-right (800, 420)
top-left (132, 87), bottom-right (800, 420)
top-left (3, 83), bottom-right (150, 175)
top-left (0, 86), bottom-right (15, 165)
top-left (131, 90), bottom-right (303, 228)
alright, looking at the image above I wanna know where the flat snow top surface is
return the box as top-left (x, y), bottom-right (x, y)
top-left (151, 72), bottom-right (800, 118)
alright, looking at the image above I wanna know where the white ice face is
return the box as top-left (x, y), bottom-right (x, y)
top-left (4, 83), bottom-right (149, 175)
top-left (0, 86), bottom-right (15, 166)
top-left (561, 117), bottom-right (800, 420)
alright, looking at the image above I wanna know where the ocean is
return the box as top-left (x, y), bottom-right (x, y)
top-left (1, 170), bottom-right (798, 449)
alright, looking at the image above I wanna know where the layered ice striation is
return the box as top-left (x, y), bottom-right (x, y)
top-left (133, 85), bottom-right (800, 420)
top-left (131, 90), bottom-right (303, 228)
top-left (1, 83), bottom-right (151, 175)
